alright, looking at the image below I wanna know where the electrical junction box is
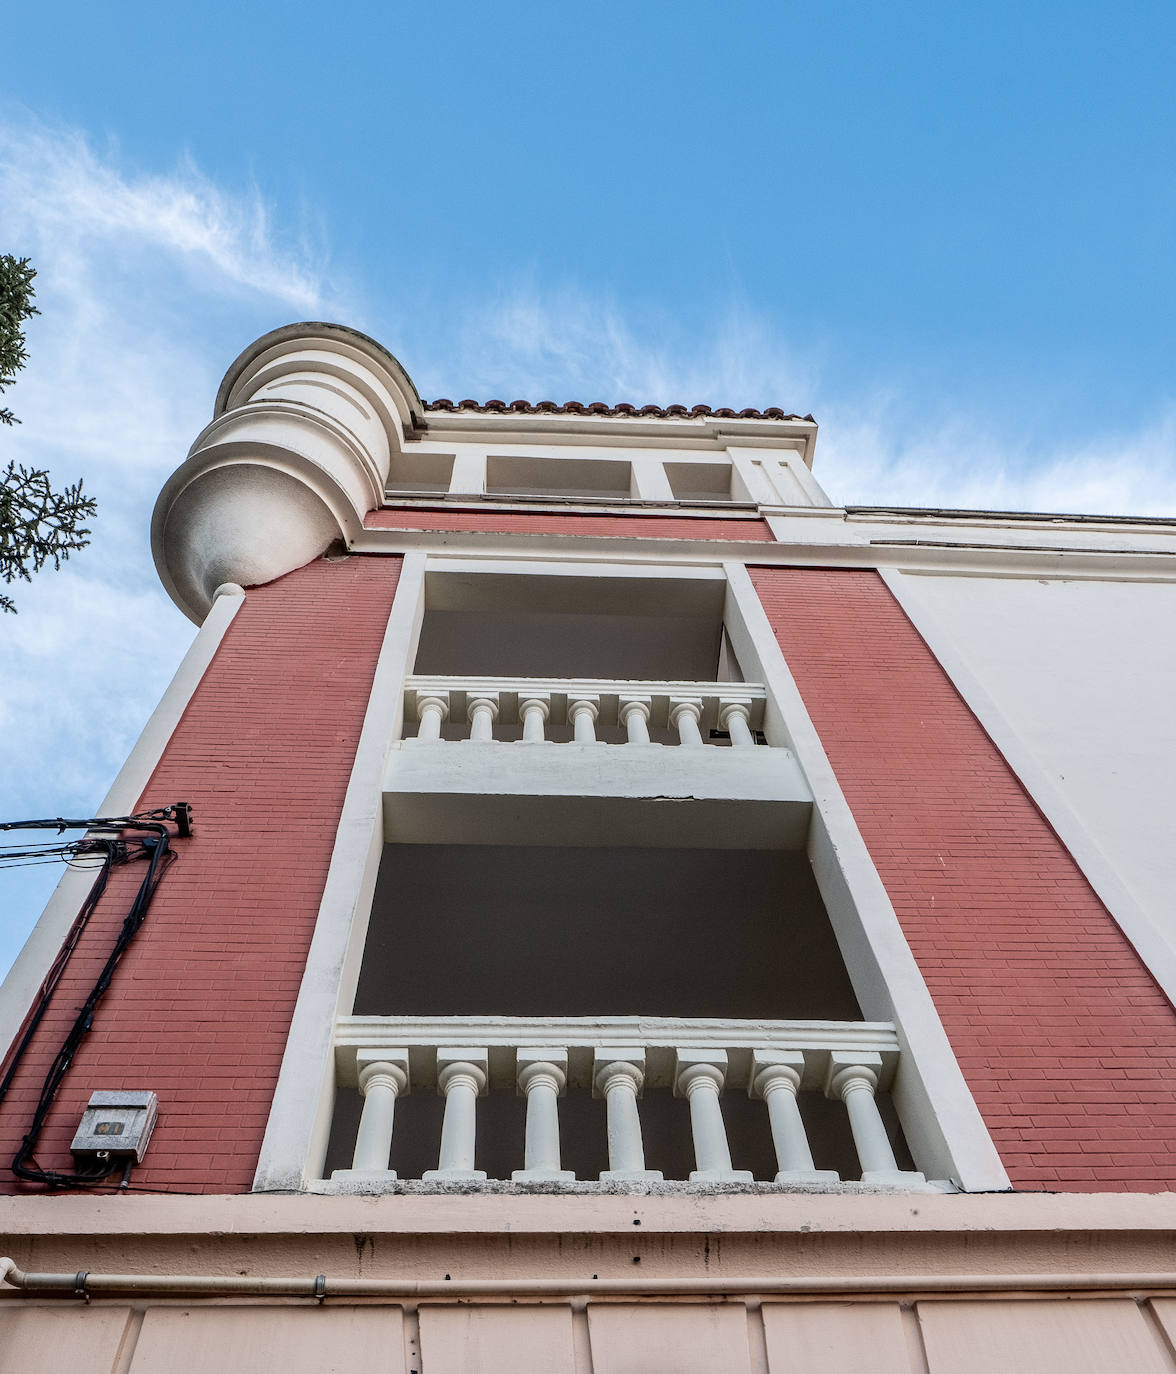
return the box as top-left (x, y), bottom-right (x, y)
top-left (70, 1090), bottom-right (158, 1163)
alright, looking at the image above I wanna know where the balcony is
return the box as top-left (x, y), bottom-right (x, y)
top-left (387, 676), bottom-right (812, 849)
top-left (324, 1015), bottom-right (925, 1191)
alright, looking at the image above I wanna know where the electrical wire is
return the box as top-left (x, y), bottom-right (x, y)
top-left (0, 806), bottom-right (191, 1188)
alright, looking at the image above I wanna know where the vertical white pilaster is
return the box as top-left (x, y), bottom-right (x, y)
top-left (424, 1049), bottom-right (488, 1181)
top-left (674, 1049), bottom-right (752, 1182)
top-left (447, 448), bottom-right (487, 497)
top-left (595, 1050), bottom-right (662, 1181)
top-left (630, 456), bottom-right (676, 502)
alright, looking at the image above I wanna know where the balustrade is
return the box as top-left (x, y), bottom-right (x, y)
top-left (403, 677), bottom-right (767, 746)
top-left (329, 1016), bottom-right (926, 1189)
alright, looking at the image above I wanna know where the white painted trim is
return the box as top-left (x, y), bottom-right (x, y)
top-left (352, 523), bottom-right (1176, 582)
top-left (422, 557), bottom-right (727, 583)
top-left (252, 553), bottom-right (428, 1192)
top-left (879, 566), bottom-right (1176, 1010)
top-left (721, 563), bottom-right (1011, 1191)
top-left (335, 1014), bottom-right (902, 1093)
top-left (0, 586), bottom-right (246, 1062)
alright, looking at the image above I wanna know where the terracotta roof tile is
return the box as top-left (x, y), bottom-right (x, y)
top-left (424, 398), bottom-right (813, 422)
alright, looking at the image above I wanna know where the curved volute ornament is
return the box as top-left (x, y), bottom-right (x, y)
top-left (152, 323), bottom-right (423, 621)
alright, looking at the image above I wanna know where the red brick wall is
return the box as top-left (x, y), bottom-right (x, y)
top-left (366, 506), bottom-right (773, 541)
top-left (0, 555), bottom-right (401, 1195)
top-left (751, 566), bottom-right (1176, 1191)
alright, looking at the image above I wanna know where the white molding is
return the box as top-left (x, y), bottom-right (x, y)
top-left (721, 563), bottom-right (1011, 1191)
top-left (352, 521), bottom-right (1176, 583)
top-left (335, 1014), bottom-right (901, 1093)
top-left (422, 557), bottom-right (727, 583)
top-left (0, 586), bottom-right (246, 1062)
top-left (252, 554), bottom-right (428, 1193)
top-left (879, 566), bottom-right (1176, 1010)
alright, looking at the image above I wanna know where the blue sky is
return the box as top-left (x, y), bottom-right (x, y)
top-left (2, 0), bottom-right (1175, 972)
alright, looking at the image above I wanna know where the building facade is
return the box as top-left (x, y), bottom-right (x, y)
top-left (3, 322), bottom-right (1176, 1371)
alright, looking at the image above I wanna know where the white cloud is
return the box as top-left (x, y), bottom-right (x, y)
top-left (420, 281), bottom-right (1176, 518)
top-left (0, 114), bottom-right (341, 969)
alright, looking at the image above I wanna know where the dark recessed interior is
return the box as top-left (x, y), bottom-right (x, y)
top-left (354, 845), bottom-right (861, 1019)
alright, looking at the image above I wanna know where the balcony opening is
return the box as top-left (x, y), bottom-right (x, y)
top-left (664, 461), bottom-right (736, 503)
top-left (485, 454), bottom-right (633, 499)
top-left (321, 844), bottom-right (915, 1183)
top-left (356, 845), bottom-right (855, 1019)
top-left (386, 450), bottom-right (455, 493)
top-left (409, 571), bottom-right (738, 744)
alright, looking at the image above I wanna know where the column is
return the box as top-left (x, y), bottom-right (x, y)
top-left (717, 700), bottom-right (756, 749)
top-left (668, 698), bottom-right (705, 747)
top-left (519, 695), bottom-right (551, 743)
top-left (674, 1049), bottom-right (752, 1182)
top-left (466, 694), bottom-right (499, 743)
top-left (349, 1050), bottom-right (409, 1174)
top-left (594, 1050), bottom-right (662, 1181)
top-left (569, 696), bottom-right (600, 745)
top-left (512, 1048), bottom-right (574, 1181)
top-left (824, 1051), bottom-right (924, 1186)
top-left (619, 697), bottom-right (652, 745)
top-left (749, 1051), bottom-right (838, 1184)
top-left (416, 694), bottom-right (449, 743)
top-left (423, 1049), bottom-right (488, 1181)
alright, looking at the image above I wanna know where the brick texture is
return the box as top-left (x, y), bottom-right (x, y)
top-left (0, 556), bottom-right (400, 1195)
top-left (750, 566), bottom-right (1176, 1191)
top-left (365, 506), bottom-right (773, 541)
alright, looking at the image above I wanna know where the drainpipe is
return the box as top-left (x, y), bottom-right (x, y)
top-left (3, 1258), bottom-right (1175, 1301)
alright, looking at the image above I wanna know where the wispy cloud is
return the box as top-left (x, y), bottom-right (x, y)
top-left (417, 281), bottom-right (1176, 518)
top-left (0, 113), bottom-right (340, 967)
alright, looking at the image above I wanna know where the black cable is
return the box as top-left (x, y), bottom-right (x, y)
top-left (0, 805), bottom-right (191, 1188)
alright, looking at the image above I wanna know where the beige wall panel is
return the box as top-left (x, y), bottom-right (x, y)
top-left (762, 1301), bottom-right (912, 1374)
top-left (418, 1303), bottom-right (575, 1374)
top-left (129, 1305), bottom-right (405, 1374)
top-left (917, 1299), bottom-right (1172, 1374)
top-left (588, 1302), bottom-right (750, 1374)
top-left (0, 1305), bottom-right (133, 1374)
top-left (1147, 1300), bottom-right (1176, 1355)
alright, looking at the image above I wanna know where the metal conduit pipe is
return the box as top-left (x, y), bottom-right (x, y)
top-left (3, 1258), bottom-right (1176, 1302)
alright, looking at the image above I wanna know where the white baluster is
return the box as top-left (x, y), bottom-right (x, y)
top-left (668, 698), bottom-right (705, 747)
top-left (594, 1050), bottom-right (662, 1181)
top-left (519, 695), bottom-right (551, 743)
top-left (749, 1051), bottom-right (838, 1184)
top-left (718, 700), bottom-right (756, 749)
top-left (350, 1050), bottom-right (409, 1174)
top-left (466, 695), bottom-right (499, 743)
top-left (674, 1049), bottom-right (752, 1182)
top-left (423, 1049), bottom-right (488, 1181)
top-left (619, 697), bottom-right (652, 745)
top-left (512, 1049), bottom-right (574, 1181)
top-left (416, 694), bottom-right (449, 743)
top-left (824, 1051), bottom-right (924, 1186)
top-left (569, 696), bottom-right (600, 744)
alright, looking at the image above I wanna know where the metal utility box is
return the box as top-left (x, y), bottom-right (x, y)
top-left (70, 1090), bottom-right (159, 1163)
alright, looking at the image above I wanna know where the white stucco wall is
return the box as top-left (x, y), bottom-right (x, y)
top-left (888, 571), bottom-right (1176, 985)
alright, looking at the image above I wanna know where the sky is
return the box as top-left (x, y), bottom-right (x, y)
top-left (1, 0), bottom-right (1174, 973)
